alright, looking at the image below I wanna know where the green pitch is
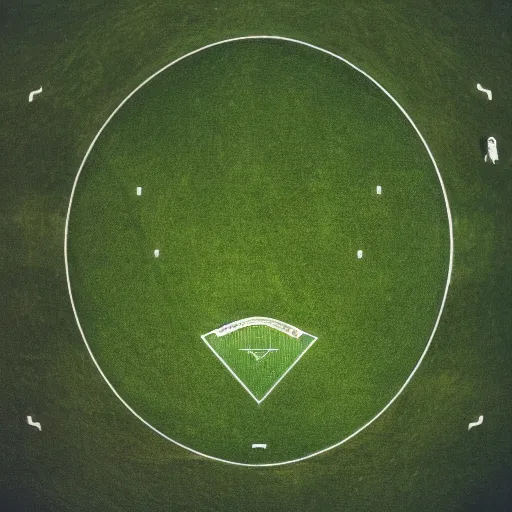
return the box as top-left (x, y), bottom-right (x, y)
top-left (66, 38), bottom-right (450, 464)
top-left (3, 0), bottom-right (511, 508)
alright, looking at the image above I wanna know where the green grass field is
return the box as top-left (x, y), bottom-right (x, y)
top-left (1, 0), bottom-right (511, 509)
top-left (65, 37), bottom-right (450, 464)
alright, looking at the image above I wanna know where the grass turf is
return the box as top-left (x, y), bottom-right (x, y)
top-left (1, 0), bottom-right (511, 509)
top-left (65, 38), bottom-right (449, 464)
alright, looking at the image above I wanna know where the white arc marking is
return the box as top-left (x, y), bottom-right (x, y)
top-left (64, 35), bottom-right (454, 468)
top-left (27, 415), bottom-right (42, 431)
top-left (468, 415), bottom-right (484, 431)
top-left (252, 443), bottom-right (267, 449)
top-left (476, 84), bottom-right (492, 100)
top-left (28, 87), bottom-right (43, 102)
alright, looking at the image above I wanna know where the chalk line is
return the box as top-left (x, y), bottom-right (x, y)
top-left (468, 415), bottom-right (484, 431)
top-left (28, 87), bottom-right (43, 102)
top-left (27, 415), bottom-right (42, 431)
top-left (476, 83), bottom-right (492, 100)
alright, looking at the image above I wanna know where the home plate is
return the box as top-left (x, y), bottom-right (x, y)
top-left (154, 249), bottom-right (160, 258)
top-left (252, 443), bottom-right (267, 449)
top-left (357, 250), bottom-right (363, 259)
top-left (136, 187), bottom-right (142, 196)
top-left (376, 185), bottom-right (382, 195)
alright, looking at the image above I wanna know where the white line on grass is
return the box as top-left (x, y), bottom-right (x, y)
top-left (214, 316), bottom-right (303, 338)
top-left (28, 86), bottom-right (42, 102)
top-left (468, 415), bottom-right (484, 430)
top-left (64, 35), bottom-right (454, 467)
top-left (239, 348), bottom-right (279, 352)
top-left (27, 415), bottom-right (42, 431)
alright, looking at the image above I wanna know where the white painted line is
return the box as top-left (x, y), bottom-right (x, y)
top-left (252, 443), bottom-right (267, 449)
top-left (137, 187), bottom-right (142, 196)
top-left (476, 83), bottom-right (492, 100)
top-left (357, 250), bottom-right (363, 259)
top-left (468, 415), bottom-right (484, 431)
top-left (154, 249), bottom-right (160, 258)
top-left (28, 87), bottom-right (43, 102)
top-left (27, 416), bottom-right (42, 431)
top-left (64, 35), bottom-right (454, 468)
top-left (239, 348), bottom-right (279, 352)
top-left (376, 185), bottom-right (382, 195)
top-left (215, 316), bottom-right (303, 338)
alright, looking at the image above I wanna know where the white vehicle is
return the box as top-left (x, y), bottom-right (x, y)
top-left (484, 136), bottom-right (499, 164)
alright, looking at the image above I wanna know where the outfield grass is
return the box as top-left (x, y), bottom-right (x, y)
top-left (1, 0), bottom-right (511, 509)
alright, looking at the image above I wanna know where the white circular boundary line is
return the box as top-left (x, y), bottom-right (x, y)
top-left (64, 35), bottom-right (454, 467)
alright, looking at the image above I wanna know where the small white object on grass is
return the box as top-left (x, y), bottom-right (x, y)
top-left (376, 185), bottom-right (382, 195)
top-left (28, 86), bottom-right (43, 102)
top-left (27, 416), bottom-right (42, 431)
top-left (136, 187), bottom-right (142, 196)
top-left (252, 443), bottom-right (267, 449)
top-left (154, 249), bottom-right (160, 258)
top-left (357, 250), bottom-right (363, 259)
top-left (476, 83), bottom-right (492, 100)
top-left (484, 137), bottom-right (499, 164)
top-left (468, 415), bottom-right (484, 431)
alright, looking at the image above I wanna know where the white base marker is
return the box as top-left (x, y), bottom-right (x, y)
top-left (357, 250), bottom-right (363, 259)
top-left (376, 185), bottom-right (382, 195)
top-left (27, 416), bottom-right (42, 431)
top-left (468, 415), bottom-right (484, 431)
top-left (476, 83), bottom-right (492, 100)
top-left (252, 443), bottom-right (267, 449)
top-left (28, 87), bottom-right (43, 102)
top-left (154, 249), bottom-right (160, 258)
top-left (137, 187), bottom-right (142, 196)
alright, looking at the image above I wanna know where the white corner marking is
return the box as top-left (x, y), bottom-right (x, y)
top-left (28, 87), bottom-right (43, 102)
top-left (27, 415), bottom-right (42, 431)
top-left (468, 415), bottom-right (484, 431)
